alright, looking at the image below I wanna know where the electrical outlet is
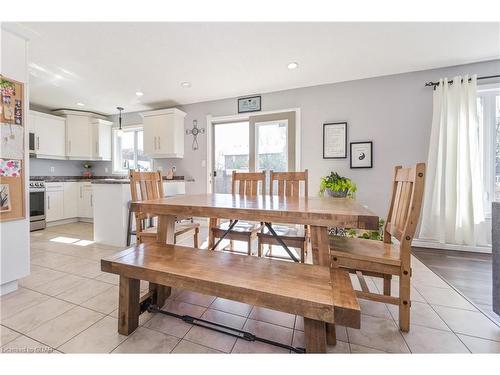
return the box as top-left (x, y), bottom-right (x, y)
top-left (172, 165), bottom-right (176, 172)
top-left (104, 167), bottom-right (108, 173)
top-left (50, 166), bottom-right (55, 173)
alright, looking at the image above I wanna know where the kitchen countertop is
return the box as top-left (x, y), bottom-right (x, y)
top-left (30, 175), bottom-right (194, 183)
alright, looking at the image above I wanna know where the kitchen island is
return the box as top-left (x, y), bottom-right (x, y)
top-left (91, 177), bottom-right (191, 247)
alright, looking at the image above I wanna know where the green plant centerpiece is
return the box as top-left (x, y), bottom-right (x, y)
top-left (319, 172), bottom-right (357, 198)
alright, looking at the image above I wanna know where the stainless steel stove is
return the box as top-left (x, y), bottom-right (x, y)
top-left (29, 180), bottom-right (46, 231)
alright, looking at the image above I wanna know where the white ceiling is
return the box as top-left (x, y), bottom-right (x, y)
top-left (7, 22), bottom-right (500, 115)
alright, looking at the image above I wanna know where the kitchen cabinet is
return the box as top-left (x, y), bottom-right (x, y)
top-left (63, 182), bottom-right (79, 219)
top-left (91, 119), bottom-right (112, 161)
top-left (78, 182), bottom-right (93, 219)
top-left (29, 111), bottom-right (66, 159)
top-left (45, 183), bottom-right (64, 222)
top-left (65, 114), bottom-right (92, 159)
top-left (141, 108), bottom-right (186, 158)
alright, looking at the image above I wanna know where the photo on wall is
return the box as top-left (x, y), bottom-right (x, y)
top-left (0, 183), bottom-right (11, 212)
top-left (350, 141), bottom-right (373, 168)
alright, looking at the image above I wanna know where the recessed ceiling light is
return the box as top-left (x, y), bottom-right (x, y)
top-left (76, 102), bottom-right (85, 106)
top-left (181, 81), bottom-right (191, 88)
top-left (135, 91), bottom-right (144, 97)
top-left (287, 62), bottom-right (299, 70)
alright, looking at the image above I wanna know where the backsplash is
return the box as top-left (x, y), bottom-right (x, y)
top-left (29, 158), bottom-right (113, 176)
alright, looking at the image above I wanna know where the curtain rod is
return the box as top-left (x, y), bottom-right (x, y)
top-left (425, 74), bottom-right (500, 88)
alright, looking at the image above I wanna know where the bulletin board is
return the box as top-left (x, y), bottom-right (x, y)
top-left (0, 75), bottom-right (25, 222)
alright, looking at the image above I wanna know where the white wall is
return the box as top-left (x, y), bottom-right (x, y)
top-left (0, 28), bottom-right (30, 295)
top-left (115, 59), bottom-right (500, 218)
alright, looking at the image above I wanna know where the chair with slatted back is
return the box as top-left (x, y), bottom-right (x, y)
top-left (330, 163), bottom-right (425, 331)
top-left (208, 171), bottom-right (266, 255)
top-left (129, 171), bottom-right (200, 246)
top-left (257, 170), bottom-right (309, 262)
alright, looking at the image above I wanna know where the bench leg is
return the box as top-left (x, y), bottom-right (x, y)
top-left (149, 282), bottom-right (171, 308)
top-left (326, 323), bottom-right (337, 346)
top-left (304, 318), bottom-right (326, 353)
top-left (118, 276), bottom-right (140, 335)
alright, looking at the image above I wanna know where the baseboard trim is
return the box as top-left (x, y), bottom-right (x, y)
top-left (46, 218), bottom-right (93, 227)
top-left (413, 239), bottom-right (492, 254)
top-left (0, 280), bottom-right (18, 296)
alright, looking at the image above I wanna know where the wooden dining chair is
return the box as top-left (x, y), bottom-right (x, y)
top-left (257, 170), bottom-right (309, 262)
top-left (129, 170), bottom-right (200, 246)
top-left (209, 171), bottom-right (266, 255)
top-left (330, 163), bottom-right (425, 331)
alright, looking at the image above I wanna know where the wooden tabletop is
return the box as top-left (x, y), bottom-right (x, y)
top-left (131, 193), bottom-right (379, 229)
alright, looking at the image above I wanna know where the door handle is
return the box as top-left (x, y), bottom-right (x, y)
top-left (96, 141), bottom-right (98, 154)
top-left (80, 186), bottom-right (83, 198)
top-left (68, 140), bottom-right (72, 153)
top-left (154, 136), bottom-right (157, 150)
top-left (47, 195), bottom-right (50, 210)
top-left (90, 194), bottom-right (93, 207)
top-left (213, 171), bottom-right (217, 177)
top-left (36, 136), bottom-right (40, 150)
top-left (158, 136), bottom-right (160, 150)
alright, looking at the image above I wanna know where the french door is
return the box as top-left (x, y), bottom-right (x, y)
top-left (212, 111), bottom-right (296, 193)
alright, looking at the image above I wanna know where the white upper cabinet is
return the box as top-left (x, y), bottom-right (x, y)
top-left (65, 114), bottom-right (92, 159)
top-left (91, 119), bottom-right (112, 161)
top-left (51, 110), bottom-right (112, 161)
top-left (141, 108), bottom-right (186, 158)
top-left (29, 111), bottom-right (66, 159)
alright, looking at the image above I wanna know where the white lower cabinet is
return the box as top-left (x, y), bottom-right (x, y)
top-left (63, 182), bottom-right (79, 219)
top-left (78, 183), bottom-right (94, 219)
top-left (46, 183), bottom-right (64, 222)
top-left (46, 181), bottom-right (93, 223)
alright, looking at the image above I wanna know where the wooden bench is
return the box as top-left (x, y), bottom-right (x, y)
top-left (101, 243), bottom-right (360, 353)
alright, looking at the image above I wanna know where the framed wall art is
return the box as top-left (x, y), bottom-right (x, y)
top-left (238, 95), bottom-right (261, 113)
top-left (323, 122), bottom-right (347, 159)
top-left (350, 141), bottom-right (373, 169)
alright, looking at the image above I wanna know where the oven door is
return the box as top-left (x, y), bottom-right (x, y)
top-left (29, 189), bottom-right (45, 221)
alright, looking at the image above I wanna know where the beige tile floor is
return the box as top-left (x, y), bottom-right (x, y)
top-left (1, 221), bottom-right (499, 354)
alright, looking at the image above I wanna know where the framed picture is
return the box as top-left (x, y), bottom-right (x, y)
top-left (323, 122), bottom-right (347, 159)
top-left (238, 95), bottom-right (261, 113)
top-left (350, 141), bottom-right (373, 168)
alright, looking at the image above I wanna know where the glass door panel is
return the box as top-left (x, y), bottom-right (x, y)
top-left (213, 121), bottom-right (249, 193)
top-left (255, 120), bottom-right (288, 172)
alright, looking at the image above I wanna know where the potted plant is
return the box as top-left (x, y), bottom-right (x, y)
top-left (319, 172), bottom-right (357, 198)
top-left (82, 162), bottom-right (93, 178)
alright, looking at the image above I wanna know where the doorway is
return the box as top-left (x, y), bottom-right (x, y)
top-left (209, 110), bottom-right (299, 193)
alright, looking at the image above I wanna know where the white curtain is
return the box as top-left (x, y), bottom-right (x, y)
top-left (419, 75), bottom-right (490, 247)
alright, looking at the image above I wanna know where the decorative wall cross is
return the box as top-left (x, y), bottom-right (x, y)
top-left (185, 120), bottom-right (205, 150)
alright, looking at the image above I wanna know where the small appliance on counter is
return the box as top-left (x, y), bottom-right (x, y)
top-left (29, 180), bottom-right (46, 231)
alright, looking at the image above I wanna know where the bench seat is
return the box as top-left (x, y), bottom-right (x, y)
top-left (101, 243), bottom-right (360, 353)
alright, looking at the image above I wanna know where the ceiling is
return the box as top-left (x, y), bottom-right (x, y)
top-left (6, 22), bottom-right (500, 115)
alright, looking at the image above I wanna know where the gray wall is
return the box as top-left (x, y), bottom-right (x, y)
top-left (109, 59), bottom-right (500, 217)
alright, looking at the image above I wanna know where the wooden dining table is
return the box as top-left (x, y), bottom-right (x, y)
top-left (130, 193), bottom-right (378, 344)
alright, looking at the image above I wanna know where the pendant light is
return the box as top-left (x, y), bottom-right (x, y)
top-left (116, 106), bottom-right (124, 137)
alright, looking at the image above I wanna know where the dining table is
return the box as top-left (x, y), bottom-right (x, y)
top-left (130, 192), bottom-right (379, 343)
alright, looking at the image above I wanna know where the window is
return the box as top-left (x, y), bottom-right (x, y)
top-left (477, 84), bottom-right (500, 216)
top-left (112, 127), bottom-right (151, 174)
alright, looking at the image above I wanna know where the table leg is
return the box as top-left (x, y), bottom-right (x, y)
top-left (304, 318), bottom-right (326, 353)
top-left (310, 225), bottom-right (336, 345)
top-left (208, 217), bottom-right (219, 250)
top-left (149, 214), bottom-right (176, 306)
top-left (118, 275), bottom-right (140, 335)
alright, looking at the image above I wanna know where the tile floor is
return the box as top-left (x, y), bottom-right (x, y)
top-left (1, 222), bottom-right (499, 354)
